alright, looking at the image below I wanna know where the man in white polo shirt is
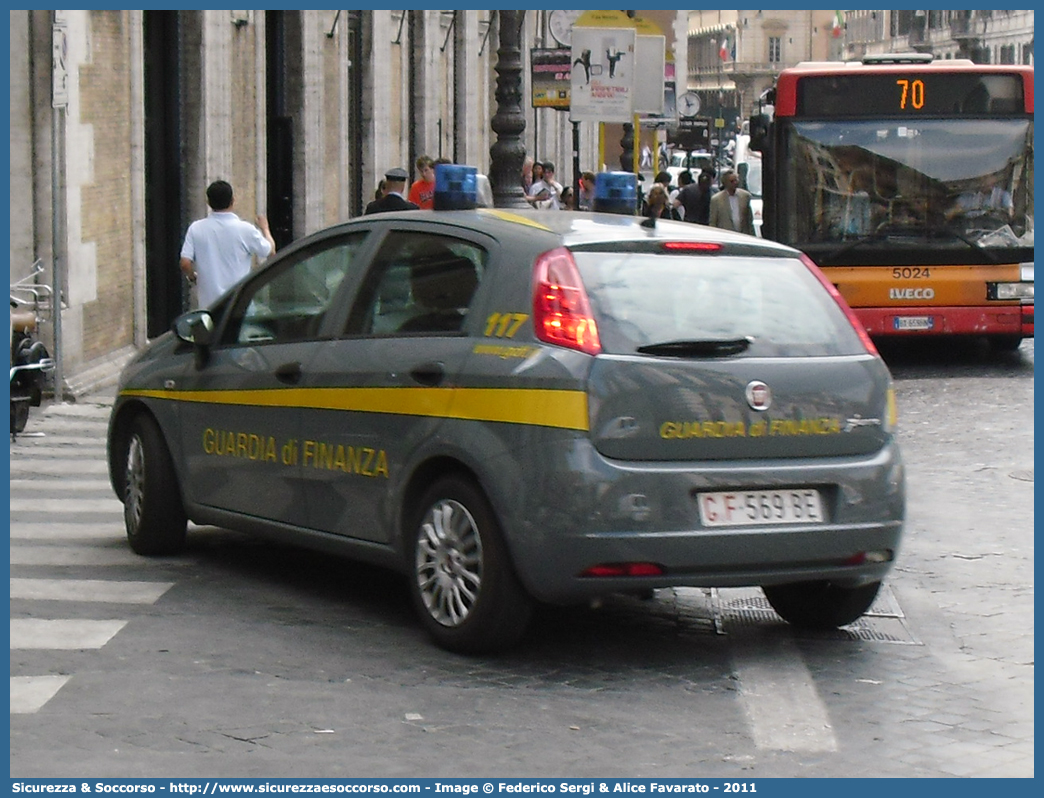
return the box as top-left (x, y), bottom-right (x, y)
top-left (179, 180), bottom-right (276, 307)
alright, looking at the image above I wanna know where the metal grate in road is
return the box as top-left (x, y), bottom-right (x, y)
top-left (711, 584), bottom-right (922, 644)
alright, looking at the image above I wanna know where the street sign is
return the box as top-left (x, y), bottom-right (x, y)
top-left (632, 35), bottom-right (665, 114)
top-left (673, 117), bottom-right (711, 151)
top-left (640, 60), bottom-right (677, 129)
top-left (531, 48), bottom-right (572, 110)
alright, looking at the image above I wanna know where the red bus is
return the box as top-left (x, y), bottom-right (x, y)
top-left (749, 54), bottom-right (1033, 350)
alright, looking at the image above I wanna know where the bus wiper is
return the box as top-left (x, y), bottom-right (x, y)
top-left (823, 224), bottom-right (999, 264)
top-left (930, 227), bottom-right (999, 263)
top-left (637, 337), bottom-right (753, 357)
top-left (823, 231), bottom-right (886, 262)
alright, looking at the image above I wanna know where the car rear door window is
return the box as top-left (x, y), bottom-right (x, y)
top-left (346, 231), bottom-right (488, 336)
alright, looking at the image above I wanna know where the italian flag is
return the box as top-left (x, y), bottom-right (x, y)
top-left (832, 10), bottom-right (844, 38)
top-left (719, 35), bottom-right (729, 61)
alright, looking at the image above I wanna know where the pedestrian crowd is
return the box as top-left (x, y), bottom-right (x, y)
top-left (179, 151), bottom-right (754, 310)
top-left (357, 154), bottom-right (754, 236)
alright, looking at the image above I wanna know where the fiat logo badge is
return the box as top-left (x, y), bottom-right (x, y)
top-left (746, 381), bottom-right (771, 411)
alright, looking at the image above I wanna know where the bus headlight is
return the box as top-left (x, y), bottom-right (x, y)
top-left (988, 282), bottom-right (1033, 301)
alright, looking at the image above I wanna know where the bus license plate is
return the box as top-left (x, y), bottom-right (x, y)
top-left (894, 315), bottom-right (933, 331)
top-left (697, 489), bottom-right (824, 527)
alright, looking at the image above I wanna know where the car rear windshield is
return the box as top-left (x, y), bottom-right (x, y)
top-left (571, 251), bottom-right (865, 358)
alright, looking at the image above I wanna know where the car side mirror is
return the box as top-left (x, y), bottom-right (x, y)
top-left (173, 310), bottom-right (215, 346)
top-left (173, 310), bottom-right (215, 368)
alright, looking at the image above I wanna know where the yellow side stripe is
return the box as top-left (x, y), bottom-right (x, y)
top-left (120, 386), bottom-right (590, 431)
top-left (477, 208), bottom-right (553, 231)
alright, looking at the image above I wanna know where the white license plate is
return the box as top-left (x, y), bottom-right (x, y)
top-left (697, 489), bottom-right (824, 527)
top-left (894, 315), bottom-right (934, 331)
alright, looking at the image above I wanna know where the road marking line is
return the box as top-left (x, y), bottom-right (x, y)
top-left (10, 619), bottom-right (128, 650)
top-left (10, 479), bottom-right (112, 492)
top-left (733, 636), bottom-right (838, 752)
top-left (40, 404), bottom-right (112, 418)
top-left (10, 522), bottom-right (124, 541)
top-left (10, 497), bottom-right (123, 513)
top-left (9, 445), bottom-right (107, 458)
top-left (9, 460), bottom-right (108, 475)
top-left (10, 436), bottom-right (104, 447)
top-left (9, 545), bottom-right (148, 566)
top-left (11, 578), bottom-right (174, 604)
top-left (10, 675), bottom-right (72, 714)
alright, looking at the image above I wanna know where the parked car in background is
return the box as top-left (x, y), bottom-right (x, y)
top-left (737, 155), bottom-right (764, 237)
top-left (666, 150), bottom-right (717, 186)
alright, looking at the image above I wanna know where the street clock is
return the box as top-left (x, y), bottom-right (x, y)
top-left (548, 10), bottom-right (581, 47)
top-left (678, 91), bottom-right (702, 118)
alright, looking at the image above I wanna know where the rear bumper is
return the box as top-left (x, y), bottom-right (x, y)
top-left (506, 441), bottom-right (905, 604)
top-left (855, 305), bottom-right (1032, 338)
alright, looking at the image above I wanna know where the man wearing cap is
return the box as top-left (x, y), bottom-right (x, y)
top-left (365, 168), bottom-right (420, 215)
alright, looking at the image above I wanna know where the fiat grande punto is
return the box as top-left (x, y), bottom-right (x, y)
top-left (107, 208), bottom-right (905, 653)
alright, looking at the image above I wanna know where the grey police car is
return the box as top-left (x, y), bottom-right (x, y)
top-left (107, 207), bottom-right (905, 654)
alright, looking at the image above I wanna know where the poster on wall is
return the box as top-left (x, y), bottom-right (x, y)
top-left (568, 26), bottom-right (636, 123)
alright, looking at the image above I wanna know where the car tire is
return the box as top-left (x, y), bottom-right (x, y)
top-left (762, 580), bottom-right (881, 630)
top-left (122, 414), bottom-right (187, 556)
top-left (988, 335), bottom-right (1022, 352)
top-left (11, 399), bottom-right (29, 434)
top-left (407, 476), bottom-right (533, 654)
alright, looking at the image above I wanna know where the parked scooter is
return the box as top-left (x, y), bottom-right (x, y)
top-left (10, 260), bottom-right (55, 437)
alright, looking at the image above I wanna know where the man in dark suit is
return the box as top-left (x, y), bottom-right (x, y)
top-left (365, 168), bottom-right (420, 215)
top-left (674, 168), bottom-right (715, 226)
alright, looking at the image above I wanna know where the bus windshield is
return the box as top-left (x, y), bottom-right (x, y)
top-left (778, 118), bottom-right (1033, 250)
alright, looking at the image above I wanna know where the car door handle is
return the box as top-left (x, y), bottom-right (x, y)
top-left (275, 361), bottom-right (303, 385)
top-left (410, 363), bottom-right (445, 387)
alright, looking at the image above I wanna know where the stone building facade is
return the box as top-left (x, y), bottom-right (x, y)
top-left (845, 10), bottom-right (1034, 64)
top-left (12, 10), bottom-right (692, 397)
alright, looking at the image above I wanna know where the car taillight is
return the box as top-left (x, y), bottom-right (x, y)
top-left (799, 252), bottom-right (879, 357)
top-left (662, 241), bottom-right (722, 252)
top-left (532, 247), bottom-right (601, 356)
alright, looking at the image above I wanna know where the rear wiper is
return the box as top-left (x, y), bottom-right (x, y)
top-left (637, 337), bottom-right (752, 357)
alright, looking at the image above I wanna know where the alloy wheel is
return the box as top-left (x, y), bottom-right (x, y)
top-left (414, 499), bottom-right (483, 628)
top-left (124, 434), bottom-right (146, 532)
